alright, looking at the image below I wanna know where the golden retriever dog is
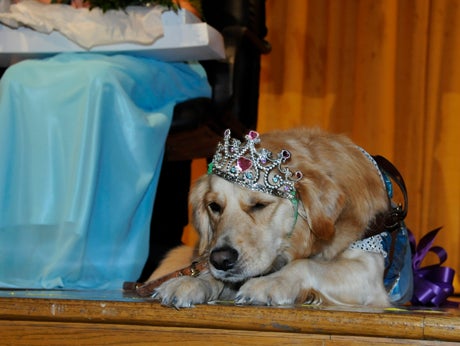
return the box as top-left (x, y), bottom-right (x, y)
top-left (149, 128), bottom-right (393, 308)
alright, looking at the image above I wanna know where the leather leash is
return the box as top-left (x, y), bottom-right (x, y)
top-left (123, 257), bottom-right (208, 297)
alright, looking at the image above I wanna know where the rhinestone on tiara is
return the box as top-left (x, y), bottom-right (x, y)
top-left (208, 129), bottom-right (303, 199)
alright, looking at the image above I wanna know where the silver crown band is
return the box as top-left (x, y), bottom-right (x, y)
top-left (208, 129), bottom-right (303, 200)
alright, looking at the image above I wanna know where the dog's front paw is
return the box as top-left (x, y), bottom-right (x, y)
top-left (235, 276), bottom-right (300, 306)
top-left (152, 276), bottom-right (214, 308)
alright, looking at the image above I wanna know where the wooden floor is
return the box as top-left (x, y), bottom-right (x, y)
top-left (1, 289), bottom-right (460, 345)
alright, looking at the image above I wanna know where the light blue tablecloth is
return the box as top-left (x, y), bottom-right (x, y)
top-left (0, 53), bottom-right (211, 289)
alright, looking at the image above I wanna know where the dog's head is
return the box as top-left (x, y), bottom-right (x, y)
top-left (190, 174), bottom-right (303, 283)
top-left (190, 128), bottom-right (389, 284)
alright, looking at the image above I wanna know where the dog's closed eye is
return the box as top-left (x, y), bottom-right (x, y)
top-left (208, 202), bottom-right (222, 214)
top-left (249, 202), bottom-right (268, 212)
top-left (245, 198), bottom-right (274, 215)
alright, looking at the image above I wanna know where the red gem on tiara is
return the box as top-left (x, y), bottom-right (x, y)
top-left (248, 130), bottom-right (259, 140)
top-left (237, 157), bottom-right (252, 172)
top-left (281, 150), bottom-right (290, 159)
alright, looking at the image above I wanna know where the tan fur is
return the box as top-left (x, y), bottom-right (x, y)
top-left (147, 246), bottom-right (196, 281)
top-left (149, 128), bottom-right (391, 308)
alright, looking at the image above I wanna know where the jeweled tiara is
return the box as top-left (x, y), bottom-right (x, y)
top-left (208, 129), bottom-right (303, 199)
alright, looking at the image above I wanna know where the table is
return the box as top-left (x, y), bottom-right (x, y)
top-left (1, 289), bottom-right (459, 345)
top-left (0, 8), bottom-right (225, 66)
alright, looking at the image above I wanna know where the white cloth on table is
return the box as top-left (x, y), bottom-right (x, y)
top-left (0, 0), bottom-right (164, 49)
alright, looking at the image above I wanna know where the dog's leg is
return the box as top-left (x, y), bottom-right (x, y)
top-left (148, 245), bottom-right (228, 308)
top-left (235, 250), bottom-right (390, 307)
top-left (152, 271), bottom-right (226, 308)
top-left (147, 245), bottom-right (195, 282)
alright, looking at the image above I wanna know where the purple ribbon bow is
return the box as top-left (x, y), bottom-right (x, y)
top-left (409, 227), bottom-right (457, 307)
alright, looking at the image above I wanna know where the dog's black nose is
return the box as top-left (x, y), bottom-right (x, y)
top-left (210, 246), bottom-right (239, 271)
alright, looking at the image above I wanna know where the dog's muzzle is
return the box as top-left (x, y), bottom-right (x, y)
top-left (210, 246), bottom-right (239, 271)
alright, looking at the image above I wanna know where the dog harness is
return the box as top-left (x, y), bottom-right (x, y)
top-left (349, 225), bottom-right (414, 304)
top-left (352, 152), bottom-right (413, 305)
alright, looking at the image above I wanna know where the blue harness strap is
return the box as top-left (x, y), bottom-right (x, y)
top-left (381, 224), bottom-right (414, 304)
top-left (367, 155), bottom-right (413, 304)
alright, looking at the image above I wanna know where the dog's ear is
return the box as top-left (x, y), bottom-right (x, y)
top-left (189, 175), bottom-right (213, 255)
top-left (297, 174), bottom-right (346, 241)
